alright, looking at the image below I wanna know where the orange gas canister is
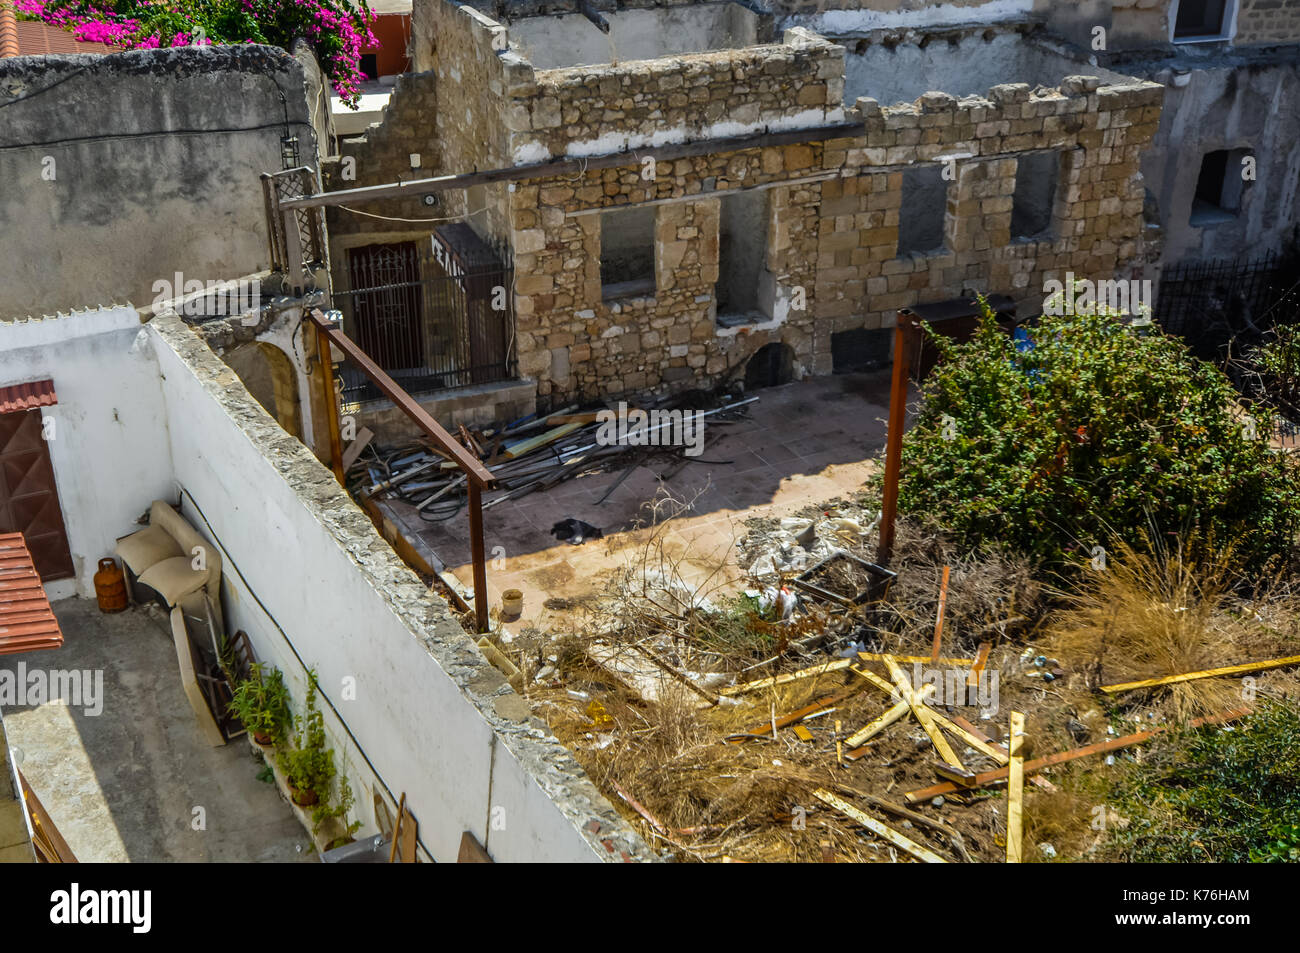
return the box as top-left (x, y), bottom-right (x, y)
top-left (94, 557), bottom-right (128, 613)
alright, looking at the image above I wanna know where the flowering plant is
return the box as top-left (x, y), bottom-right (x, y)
top-left (14, 0), bottom-right (377, 104)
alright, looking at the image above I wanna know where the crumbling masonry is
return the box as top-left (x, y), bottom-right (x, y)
top-left (321, 0), bottom-right (1298, 414)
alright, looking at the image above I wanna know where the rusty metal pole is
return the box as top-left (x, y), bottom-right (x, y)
top-left (314, 322), bottom-right (346, 484)
top-left (467, 481), bottom-right (489, 634)
top-left (877, 309), bottom-right (914, 567)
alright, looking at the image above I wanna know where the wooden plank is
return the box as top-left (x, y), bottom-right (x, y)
top-left (18, 769), bottom-right (77, 863)
top-left (931, 564), bottom-right (950, 664)
top-left (501, 422), bottom-right (584, 460)
top-left (904, 707), bottom-right (1253, 802)
top-left (793, 725), bottom-right (814, 742)
top-left (858, 652), bottom-right (974, 666)
top-left (1100, 654), bottom-right (1300, 693)
top-left (812, 789), bottom-right (948, 864)
top-left (340, 426), bottom-right (374, 471)
top-left (845, 697), bottom-right (913, 748)
top-left (457, 831), bottom-right (493, 863)
top-left (1006, 711), bottom-right (1025, 864)
top-left (720, 658), bottom-right (854, 696)
top-left (883, 656), bottom-right (964, 769)
top-left (966, 641), bottom-right (992, 688)
top-left (931, 709), bottom-right (1009, 765)
top-left (728, 686), bottom-right (861, 743)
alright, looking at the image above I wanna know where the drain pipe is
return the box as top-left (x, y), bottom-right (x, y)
top-left (1, 0), bottom-right (20, 59)
top-left (577, 0), bottom-right (610, 33)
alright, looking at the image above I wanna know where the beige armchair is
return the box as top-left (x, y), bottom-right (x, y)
top-left (116, 501), bottom-right (223, 633)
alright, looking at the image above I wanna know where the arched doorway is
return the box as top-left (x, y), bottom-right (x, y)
top-left (744, 343), bottom-right (795, 390)
top-left (224, 342), bottom-right (303, 438)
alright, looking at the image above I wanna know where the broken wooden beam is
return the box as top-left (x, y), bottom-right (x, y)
top-left (931, 564), bottom-right (950, 664)
top-left (1100, 654), bottom-right (1300, 694)
top-left (1006, 710), bottom-right (1025, 864)
top-left (813, 789), bottom-right (948, 864)
top-left (903, 707), bottom-right (1253, 803)
top-left (883, 656), bottom-right (964, 770)
top-left (720, 658), bottom-right (854, 696)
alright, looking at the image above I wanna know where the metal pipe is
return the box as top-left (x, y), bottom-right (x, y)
top-left (877, 310), bottom-right (915, 566)
top-left (314, 322), bottom-right (346, 484)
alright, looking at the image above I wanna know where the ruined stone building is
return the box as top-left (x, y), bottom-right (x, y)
top-left (312, 0), bottom-right (1295, 428)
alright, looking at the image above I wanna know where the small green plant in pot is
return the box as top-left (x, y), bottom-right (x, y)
top-left (228, 663), bottom-right (292, 747)
top-left (314, 774), bottom-right (363, 846)
top-left (277, 671), bottom-right (336, 808)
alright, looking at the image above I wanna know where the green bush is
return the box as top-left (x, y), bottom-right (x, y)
top-left (228, 663), bottom-right (292, 744)
top-left (276, 671), bottom-right (336, 799)
top-left (894, 303), bottom-right (1300, 570)
top-left (1100, 701), bottom-right (1300, 863)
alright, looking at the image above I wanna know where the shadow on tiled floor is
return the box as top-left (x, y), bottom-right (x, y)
top-left (388, 370), bottom-right (913, 630)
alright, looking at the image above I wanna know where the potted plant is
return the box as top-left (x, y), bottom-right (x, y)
top-left (228, 664), bottom-right (292, 747)
top-left (277, 671), bottom-right (336, 807)
top-left (314, 774), bottom-right (363, 846)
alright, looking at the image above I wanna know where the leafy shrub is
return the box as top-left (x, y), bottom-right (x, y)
top-left (276, 671), bottom-right (336, 798)
top-left (15, 0), bottom-right (377, 103)
top-left (228, 662), bottom-right (293, 744)
top-left (1247, 324), bottom-right (1300, 417)
top-left (1099, 701), bottom-right (1300, 862)
top-left (895, 304), bottom-right (1300, 571)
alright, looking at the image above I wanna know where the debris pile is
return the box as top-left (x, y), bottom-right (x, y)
top-left (496, 498), bottom-right (1300, 863)
top-left (344, 393), bottom-right (757, 521)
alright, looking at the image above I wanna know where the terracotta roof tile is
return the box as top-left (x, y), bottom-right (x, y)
top-left (0, 378), bottom-right (57, 414)
top-left (12, 19), bottom-right (117, 56)
top-left (0, 533), bottom-right (64, 655)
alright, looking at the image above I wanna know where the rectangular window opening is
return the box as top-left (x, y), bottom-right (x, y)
top-left (1174, 0), bottom-right (1231, 41)
top-left (1190, 147), bottom-right (1252, 226)
top-left (897, 165), bottom-right (947, 257)
top-left (600, 205), bottom-right (656, 300)
top-left (1011, 151), bottom-right (1060, 242)
top-left (717, 189), bottom-right (771, 320)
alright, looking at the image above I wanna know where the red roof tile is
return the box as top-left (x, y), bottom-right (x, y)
top-left (0, 378), bottom-right (57, 415)
top-left (0, 533), bottom-right (63, 655)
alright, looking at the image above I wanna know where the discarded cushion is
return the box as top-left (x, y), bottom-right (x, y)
top-left (115, 524), bottom-right (184, 576)
top-left (137, 556), bottom-right (209, 608)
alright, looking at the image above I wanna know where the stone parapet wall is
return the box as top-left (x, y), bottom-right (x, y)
top-left (511, 75), bottom-right (1161, 405)
top-left (512, 29), bottom-right (845, 163)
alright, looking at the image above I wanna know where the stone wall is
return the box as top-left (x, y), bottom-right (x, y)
top-left (818, 77), bottom-right (1161, 333)
top-left (1237, 0), bottom-right (1300, 44)
top-left (324, 71), bottom-right (442, 238)
top-left (514, 29), bottom-right (845, 163)
top-left (511, 74), bottom-right (1161, 405)
top-left (0, 45), bottom-right (322, 320)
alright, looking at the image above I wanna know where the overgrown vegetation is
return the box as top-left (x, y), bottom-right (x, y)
top-left (228, 662), bottom-right (293, 745)
top-left (896, 304), bottom-right (1300, 572)
top-left (15, 0), bottom-right (376, 102)
top-left (1044, 535), bottom-right (1252, 720)
top-left (1095, 701), bottom-right (1300, 862)
top-left (276, 671), bottom-right (337, 808)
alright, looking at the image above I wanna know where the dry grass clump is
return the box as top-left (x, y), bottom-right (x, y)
top-left (874, 518), bottom-right (1047, 654)
top-left (1044, 535), bottom-right (1252, 720)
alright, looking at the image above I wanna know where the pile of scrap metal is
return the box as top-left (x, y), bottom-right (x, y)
top-left (346, 393), bottom-right (758, 519)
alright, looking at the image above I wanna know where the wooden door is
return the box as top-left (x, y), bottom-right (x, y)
top-left (0, 409), bottom-right (74, 581)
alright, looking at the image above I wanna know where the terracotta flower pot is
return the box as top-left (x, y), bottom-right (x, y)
top-left (290, 785), bottom-right (319, 807)
top-left (252, 731), bottom-right (274, 747)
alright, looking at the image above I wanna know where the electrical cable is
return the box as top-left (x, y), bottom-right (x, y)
top-left (176, 485), bottom-right (430, 860)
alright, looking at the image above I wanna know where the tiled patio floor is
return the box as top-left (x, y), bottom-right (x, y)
top-left (385, 370), bottom-right (911, 631)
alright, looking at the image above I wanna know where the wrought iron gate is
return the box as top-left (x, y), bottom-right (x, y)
top-left (335, 237), bottom-right (516, 402)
